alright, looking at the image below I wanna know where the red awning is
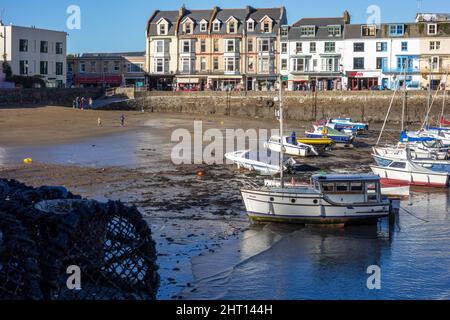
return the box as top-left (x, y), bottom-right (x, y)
top-left (75, 74), bottom-right (123, 85)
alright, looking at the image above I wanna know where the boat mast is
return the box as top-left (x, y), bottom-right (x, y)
top-left (279, 74), bottom-right (285, 189)
top-left (440, 67), bottom-right (449, 128)
top-left (401, 61), bottom-right (408, 132)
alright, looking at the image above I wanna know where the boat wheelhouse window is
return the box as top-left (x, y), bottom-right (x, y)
top-left (390, 162), bottom-right (406, 169)
top-left (336, 183), bottom-right (349, 192)
top-left (322, 183), bottom-right (335, 192)
top-left (366, 182), bottom-right (379, 202)
top-left (350, 182), bottom-right (363, 192)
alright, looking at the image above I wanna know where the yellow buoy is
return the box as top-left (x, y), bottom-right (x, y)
top-left (23, 158), bottom-right (33, 164)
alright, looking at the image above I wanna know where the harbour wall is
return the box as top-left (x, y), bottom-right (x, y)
top-left (111, 90), bottom-right (447, 124)
top-left (0, 88), bottom-right (104, 107)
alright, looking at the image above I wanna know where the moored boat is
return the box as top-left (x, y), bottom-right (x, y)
top-left (241, 174), bottom-right (392, 225)
top-left (306, 126), bottom-right (355, 145)
top-left (265, 135), bottom-right (318, 157)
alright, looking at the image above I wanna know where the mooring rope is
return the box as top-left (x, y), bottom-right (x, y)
top-left (400, 206), bottom-right (430, 223)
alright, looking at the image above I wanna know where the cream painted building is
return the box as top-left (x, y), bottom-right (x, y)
top-left (0, 22), bottom-right (67, 87)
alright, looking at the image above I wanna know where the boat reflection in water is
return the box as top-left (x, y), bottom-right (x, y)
top-left (182, 189), bottom-right (450, 300)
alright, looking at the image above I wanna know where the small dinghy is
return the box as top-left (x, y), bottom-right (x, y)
top-left (265, 135), bottom-right (318, 157)
top-left (225, 149), bottom-right (297, 176)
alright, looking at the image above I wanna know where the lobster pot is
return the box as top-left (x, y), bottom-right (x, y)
top-left (0, 179), bottom-right (159, 300)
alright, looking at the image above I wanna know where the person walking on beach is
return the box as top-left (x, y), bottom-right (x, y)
top-left (72, 99), bottom-right (76, 109)
top-left (88, 97), bottom-right (93, 110)
top-left (81, 97), bottom-right (85, 111)
top-left (120, 114), bottom-right (125, 127)
top-left (97, 117), bottom-right (102, 127)
top-left (75, 97), bottom-right (80, 109)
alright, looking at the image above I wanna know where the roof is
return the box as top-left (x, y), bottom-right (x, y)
top-left (312, 174), bottom-right (381, 182)
top-left (293, 17), bottom-right (345, 27)
top-left (70, 52), bottom-right (145, 60)
top-left (288, 16), bottom-right (345, 40)
top-left (147, 10), bottom-right (179, 36)
top-left (179, 9), bottom-right (214, 35)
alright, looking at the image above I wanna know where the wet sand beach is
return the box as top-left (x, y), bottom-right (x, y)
top-left (1, 106), bottom-right (449, 300)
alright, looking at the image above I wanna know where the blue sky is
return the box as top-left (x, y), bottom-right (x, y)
top-left (1, 0), bottom-right (449, 53)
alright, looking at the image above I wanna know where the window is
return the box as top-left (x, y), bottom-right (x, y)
top-left (200, 22), bottom-right (207, 32)
top-left (336, 183), bottom-right (349, 192)
top-left (229, 22), bottom-right (236, 34)
top-left (350, 182), bottom-right (363, 192)
top-left (397, 57), bottom-right (412, 70)
top-left (40, 61), bottom-right (48, 74)
top-left (247, 39), bottom-right (253, 52)
top-left (213, 39), bottom-right (219, 52)
top-left (40, 41), bottom-right (48, 53)
top-left (225, 57), bottom-right (239, 72)
top-left (322, 183), bottom-right (334, 192)
top-left (324, 42), bottom-right (335, 53)
top-left (281, 26), bottom-right (288, 37)
top-left (155, 58), bottom-right (164, 73)
top-left (361, 25), bottom-right (376, 36)
top-left (263, 21), bottom-right (270, 33)
top-left (281, 59), bottom-right (287, 70)
top-left (159, 24), bottom-right (166, 35)
top-left (182, 40), bottom-right (191, 53)
top-left (200, 57), bottom-right (206, 71)
top-left (247, 20), bottom-right (254, 32)
top-left (300, 26), bottom-right (315, 37)
top-left (401, 42), bottom-right (408, 52)
top-left (258, 57), bottom-right (272, 73)
top-left (248, 57), bottom-right (254, 71)
top-left (430, 41), bottom-right (441, 50)
top-left (103, 62), bottom-right (108, 73)
top-left (322, 57), bottom-right (339, 72)
top-left (353, 57), bottom-right (364, 69)
top-left (428, 24), bottom-right (437, 35)
top-left (155, 40), bottom-right (165, 53)
top-left (258, 39), bottom-right (270, 52)
top-left (200, 39), bottom-right (206, 53)
top-left (328, 25), bottom-right (341, 37)
top-left (80, 63), bottom-right (86, 73)
top-left (293, 58), bottom-right (309, 72)
top-left (185, 23), bottom-right (192, 34)
top-left (56, 62), bottom-right (63, 76)
top-left (431, 56), bottom-right (440, 70)
top-left (390, 162), bottom-right (406, 169)
top-left (376, 57), bottom-right (387, 70)
top-left (376, 42), bottom-right (387, 52)
top-left (389, 24), bottom-right (404, 36)
top-left (19, 39), bottom-right (28, 52)
top-left (19, 60), bottom-right (28, 75)
top-left (56, 42), bottom-right (63, 54)
top-left (354, 42), bottom-right (365, 52)
top-left (213, 21), bottom-right (220, 32)
top-left (225, 39), bottom-right (236, 53)
top-left (114, 62), bottom-right (120, 72)
top-left (213, 57), bottom-right (219, 71)
top-left (293, 42), bottom-right (301, 53)
top-left (90, 61), bottom-right (96, 72)
top-left (281, 42), bottom-right (287, 53)
top-left (310, 42), bottom-right (316, 53)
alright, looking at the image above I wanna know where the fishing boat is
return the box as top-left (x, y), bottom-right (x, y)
top-left (297, 137), bottom-right (334, 149)
top-left (225, 149), bottom-right (297, 176)
top-left (370, 154), bottom-right (449, 187)
top-left (329, 118), bottom-right (369, 132)
top-left (306, 126), bottom-right (355, 145)
top-left (373, 142), bottom-right (449, 161)
top-left (265, 135), bottom-right (319, 157)
top-left (242, 174), bottom-right (392, 225)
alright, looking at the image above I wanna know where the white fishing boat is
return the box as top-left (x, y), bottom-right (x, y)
top-left (242, 174), bottom-right (391, 225)
top-left (225, 149), bottom-right (296, 176)
top-left (373, 143), bottom-right (449, 161)
top-left (370, 154), bottom-right (449, 187)
top-left (265, 135), bottom-right (318, 157)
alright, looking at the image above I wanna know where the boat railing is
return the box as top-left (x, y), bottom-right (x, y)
top-left (242, 180), bottom-right (261, 189)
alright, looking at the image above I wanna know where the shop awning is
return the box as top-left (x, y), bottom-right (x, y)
top-left (207, 75), bottom-right (243, 79)
top-left (177, 78), bottom-right (199, 84)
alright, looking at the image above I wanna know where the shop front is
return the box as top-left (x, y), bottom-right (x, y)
top-left (254, 76), bottom-right (278, 91)
top-left (207, 75), bottom-right (243, 91)
top-left (347, 71), bottom-right (379, 90)
top-left (148, 75), bottom-right (174, 91)
top-left (176, 76), bottom-right (207, 92)
top-left (74, 74), bottom-right (123, 88)
top-left (288, 75), bottom-right (310, 91)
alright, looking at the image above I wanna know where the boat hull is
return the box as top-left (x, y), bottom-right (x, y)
top-left (306, 133), bottom-right (353, 144)
top-left (241, 189), bottom-right (390, 225)
top-left (371, 165), bottom-right (449, 187)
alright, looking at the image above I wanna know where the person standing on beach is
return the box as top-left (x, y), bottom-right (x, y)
top-left (81, 97), bottom-right (85, 111)
top-left (72, 99), bottom-right (76, 109)
top-left (75, 97), bottom-right (80, 109)
top-left (97, 117), bottom-right (102, 127)
top-left (120, 114), bottom-right (125, 127)
top-left (88, 97), bottom-right (93, 110)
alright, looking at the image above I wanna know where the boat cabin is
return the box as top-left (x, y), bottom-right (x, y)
top-left (312, 174), bottom-right (381, 203)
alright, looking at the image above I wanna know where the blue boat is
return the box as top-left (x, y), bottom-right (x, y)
top-left (400, 131), bottom-right (436, 143)
top-left (330, 118), bottom-right (369, 132)
top-left (373, 154), bottom-right (450, 173)
top-left (306, 126), bottom-right (354, 144)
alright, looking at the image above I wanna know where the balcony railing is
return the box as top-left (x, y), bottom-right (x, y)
top-left (382, 67), bottom-right (420, 74)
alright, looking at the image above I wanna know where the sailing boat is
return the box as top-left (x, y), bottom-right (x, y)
top-left (240, 75), bottom-right (393, 225)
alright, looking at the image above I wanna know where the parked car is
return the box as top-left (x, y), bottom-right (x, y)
top-left (370, 85), bottom-right (388, 91)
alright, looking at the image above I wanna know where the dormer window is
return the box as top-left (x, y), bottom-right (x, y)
top-left (300, 26), bottom-right (315, 37)
top-left (185, 23), bottom-right (192, 34)
top-left (281, 26), bottom-right (288, 37)
top-left (200, 21), bottom-right (208, 32)
top-left (213, 20), bottom-right (221, 32)
top-left (226, 17), bottom-right (238, 34)
top-left (389, 24), bottom-right (404, 36)
top-left (327, 25), bottom-right (341, 37)
top-left (247, 20), bottom-right (255, 32)
top-left (156, 18), bottom-right (169, 36)
top-left (159, 24), bottom-right (167, 35)
top-left (259, 16), bottom-right (273, 33)
top-left (229, 22), bottom-right (236, 33)
top-left (428, 23), bottom-right (437, 35)
top-left (263, 22), bottom-right (270, 33)
top-left (361, 25), bottom-right (376, 37)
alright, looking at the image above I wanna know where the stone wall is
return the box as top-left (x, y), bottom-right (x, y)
top-left (119, 90), bottom-right (447, 124)
top-left (0, 88), bottom-right (104, 107)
